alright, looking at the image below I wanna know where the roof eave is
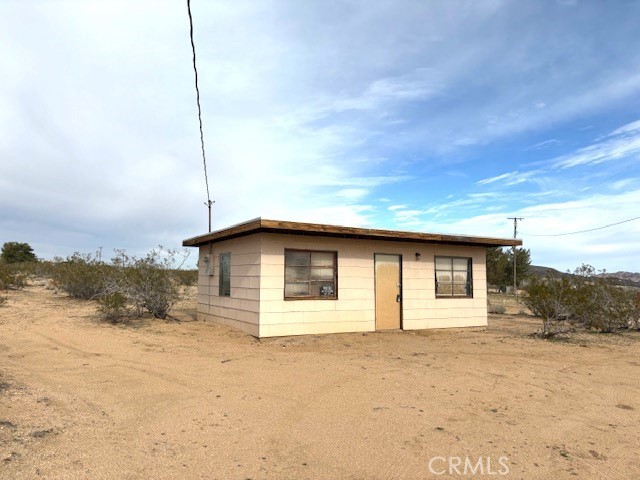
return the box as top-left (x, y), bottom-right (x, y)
top-left (182, 218), bottom-right (522, 248)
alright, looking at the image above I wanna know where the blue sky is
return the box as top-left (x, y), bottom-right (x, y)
top-left (1, 0), bottom-right (639, 272)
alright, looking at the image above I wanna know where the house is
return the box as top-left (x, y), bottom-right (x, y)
top-left (182, 218), bottom-right (522, 338)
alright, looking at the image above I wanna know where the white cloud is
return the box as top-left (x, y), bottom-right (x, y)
top-left (415, 189), bottom-right (640, 272)
top-left (476, 170), bottom-right (541, 186)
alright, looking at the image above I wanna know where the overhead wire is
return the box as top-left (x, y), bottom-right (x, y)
top-left (521, 215), bottom-right (640, 237)
top-left (186, 0), bottom-right (211, 205)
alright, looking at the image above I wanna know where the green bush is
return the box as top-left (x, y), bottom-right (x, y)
top-left (97, 292), bottom-right (130, 323)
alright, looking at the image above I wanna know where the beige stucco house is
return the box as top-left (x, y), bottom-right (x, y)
top-left (183, 218), bottom-right (521, 338)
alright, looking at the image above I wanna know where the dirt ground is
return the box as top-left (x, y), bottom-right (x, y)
top-left (1, 285), bottom-right (639, 480)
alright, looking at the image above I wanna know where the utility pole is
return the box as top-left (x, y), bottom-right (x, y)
top-left (507, 217), bottom-right (524, 301)
top-left (205, 199), bottom-right (215, 232)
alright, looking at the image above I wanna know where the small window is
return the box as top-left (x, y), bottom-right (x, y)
top-left (219, 252), bottom-right (231, 297)
top-left (435, 256), bottom-right (472, 298)
top-left (285, 249), bottom-right (337, 299)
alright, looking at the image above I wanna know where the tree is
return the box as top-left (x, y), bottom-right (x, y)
top-left (486, 247), bottom-right (510, 287)
top-left (1, 242), bottom-right (37, 263)
top-left (506, 247), bottom-right (531, 288)
top-left (486, 247), bottom-right (531, 288)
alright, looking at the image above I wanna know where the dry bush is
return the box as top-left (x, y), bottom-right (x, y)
top-left (522, 275), bottom-right (573, 337)
top-left (172, 268), bottom-right (198, 287)
top-left (0, 295), bottom-right (7, 307)
top-left (43, 248), bottom-right (183, 322)
top-left (0, 262), bottom-right (31, 290)
top-left (524, 265), bottom-right (639, 336)
top-left (49, 253), bottom-right (111, 300)
top-left (101, 248), bottom-right (182, 320)
top-left (487, 303), bottom-right (506, 314)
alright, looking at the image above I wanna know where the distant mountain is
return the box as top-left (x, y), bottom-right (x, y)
top-left (529, 265), bottom-right (568, 278)
top-left (598, 271), bottom-right (640, 286)
top-left (529, 265), bottom-right (640, 287)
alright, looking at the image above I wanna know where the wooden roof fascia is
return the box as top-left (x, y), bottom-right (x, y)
top-left (182, 218), bottom-right (522, 248)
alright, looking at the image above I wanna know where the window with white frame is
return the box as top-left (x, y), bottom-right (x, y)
top-left (435, 256), bottom-right (473, 297)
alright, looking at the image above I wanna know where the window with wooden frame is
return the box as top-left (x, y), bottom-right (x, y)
top-left (435, 256), bottom-right (473, 298)
top-left (219, 252), bottom-right (231, 297)
top-left (284, 249), bottom-right (337, 299)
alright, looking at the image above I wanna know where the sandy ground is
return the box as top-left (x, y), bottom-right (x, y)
top-left (1, 284), bottom-right (639, 480)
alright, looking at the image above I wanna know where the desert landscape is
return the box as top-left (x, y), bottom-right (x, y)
top-left (1, 284), bottom-right (639, 479)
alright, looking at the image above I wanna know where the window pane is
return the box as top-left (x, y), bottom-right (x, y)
top-left (311, 267), bottom-right (333, 281)
top-left (453, 258), bottom-right (469, 270)
top-left (453, 271), bottom-right (468, 283)
top-left (219, 252), bottom-right (231, 297)
top-left (310, 281), bottom-right (335, 297)
top-left (286, 265), bottom-right (310, 282)
top-left (285, 251), bottom-right (309, 266)
top-left (436, 271), bottom-right (452, 283)
top-left (452, 283), bottom-right (469, 296)
top-left (311, 252), bottom-right (334, 266)
top-left (285, 282), bottom-right (309, 297)
top-left (435, 257), bottom-right (451, 270)
top-left (436, 283), bottom-right (453, 296)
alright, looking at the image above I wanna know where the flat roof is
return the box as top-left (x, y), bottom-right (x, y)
top-left (182, 218), bottom-right (522, 248)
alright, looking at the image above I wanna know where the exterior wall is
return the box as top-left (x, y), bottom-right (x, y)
top-left (197, 234), bottom-right (261, 337)
top-left (258, 233), bottom-right (487, 337)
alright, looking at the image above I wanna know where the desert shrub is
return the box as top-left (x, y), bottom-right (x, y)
top-left (0, 262), bottom-right (30, 290)
top-left (630, 292), bottom-right (640, 330)
top-left (173, 268), bottom-right (198, 287)
top-left (565, 265), bottom-right (637, 333)
top-left (0, 295), bottom-right (7, 306)
top-left (102, 248), bottom-right (182, 320)
top-left (49, 253), bottom-right (111, 300)
top-left (522, 275), bottom-right (574, 337)
top-left (488, 303), bottom-right (506, 314)
top-left (126, 252), bottom-right (181, 319)
top-left (524, 265), bottom-right (639, 336)
top-left (97, 292), bottom-right (130, 323)
top-left (44, 247), bottom-right (182, 321)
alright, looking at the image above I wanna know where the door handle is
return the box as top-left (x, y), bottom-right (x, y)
top-left (396, 294), bottom-right (401, 303)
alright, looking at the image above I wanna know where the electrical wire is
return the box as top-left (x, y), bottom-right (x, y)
top-left (522, 215), bottom-right (640, 237)
top-left (186, 0), bottom-right (211, 204)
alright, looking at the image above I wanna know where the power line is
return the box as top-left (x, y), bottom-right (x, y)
top-left (522, 215), bottom-right (640, 237)
top-left (186, 0), bottom-right (214, 231)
